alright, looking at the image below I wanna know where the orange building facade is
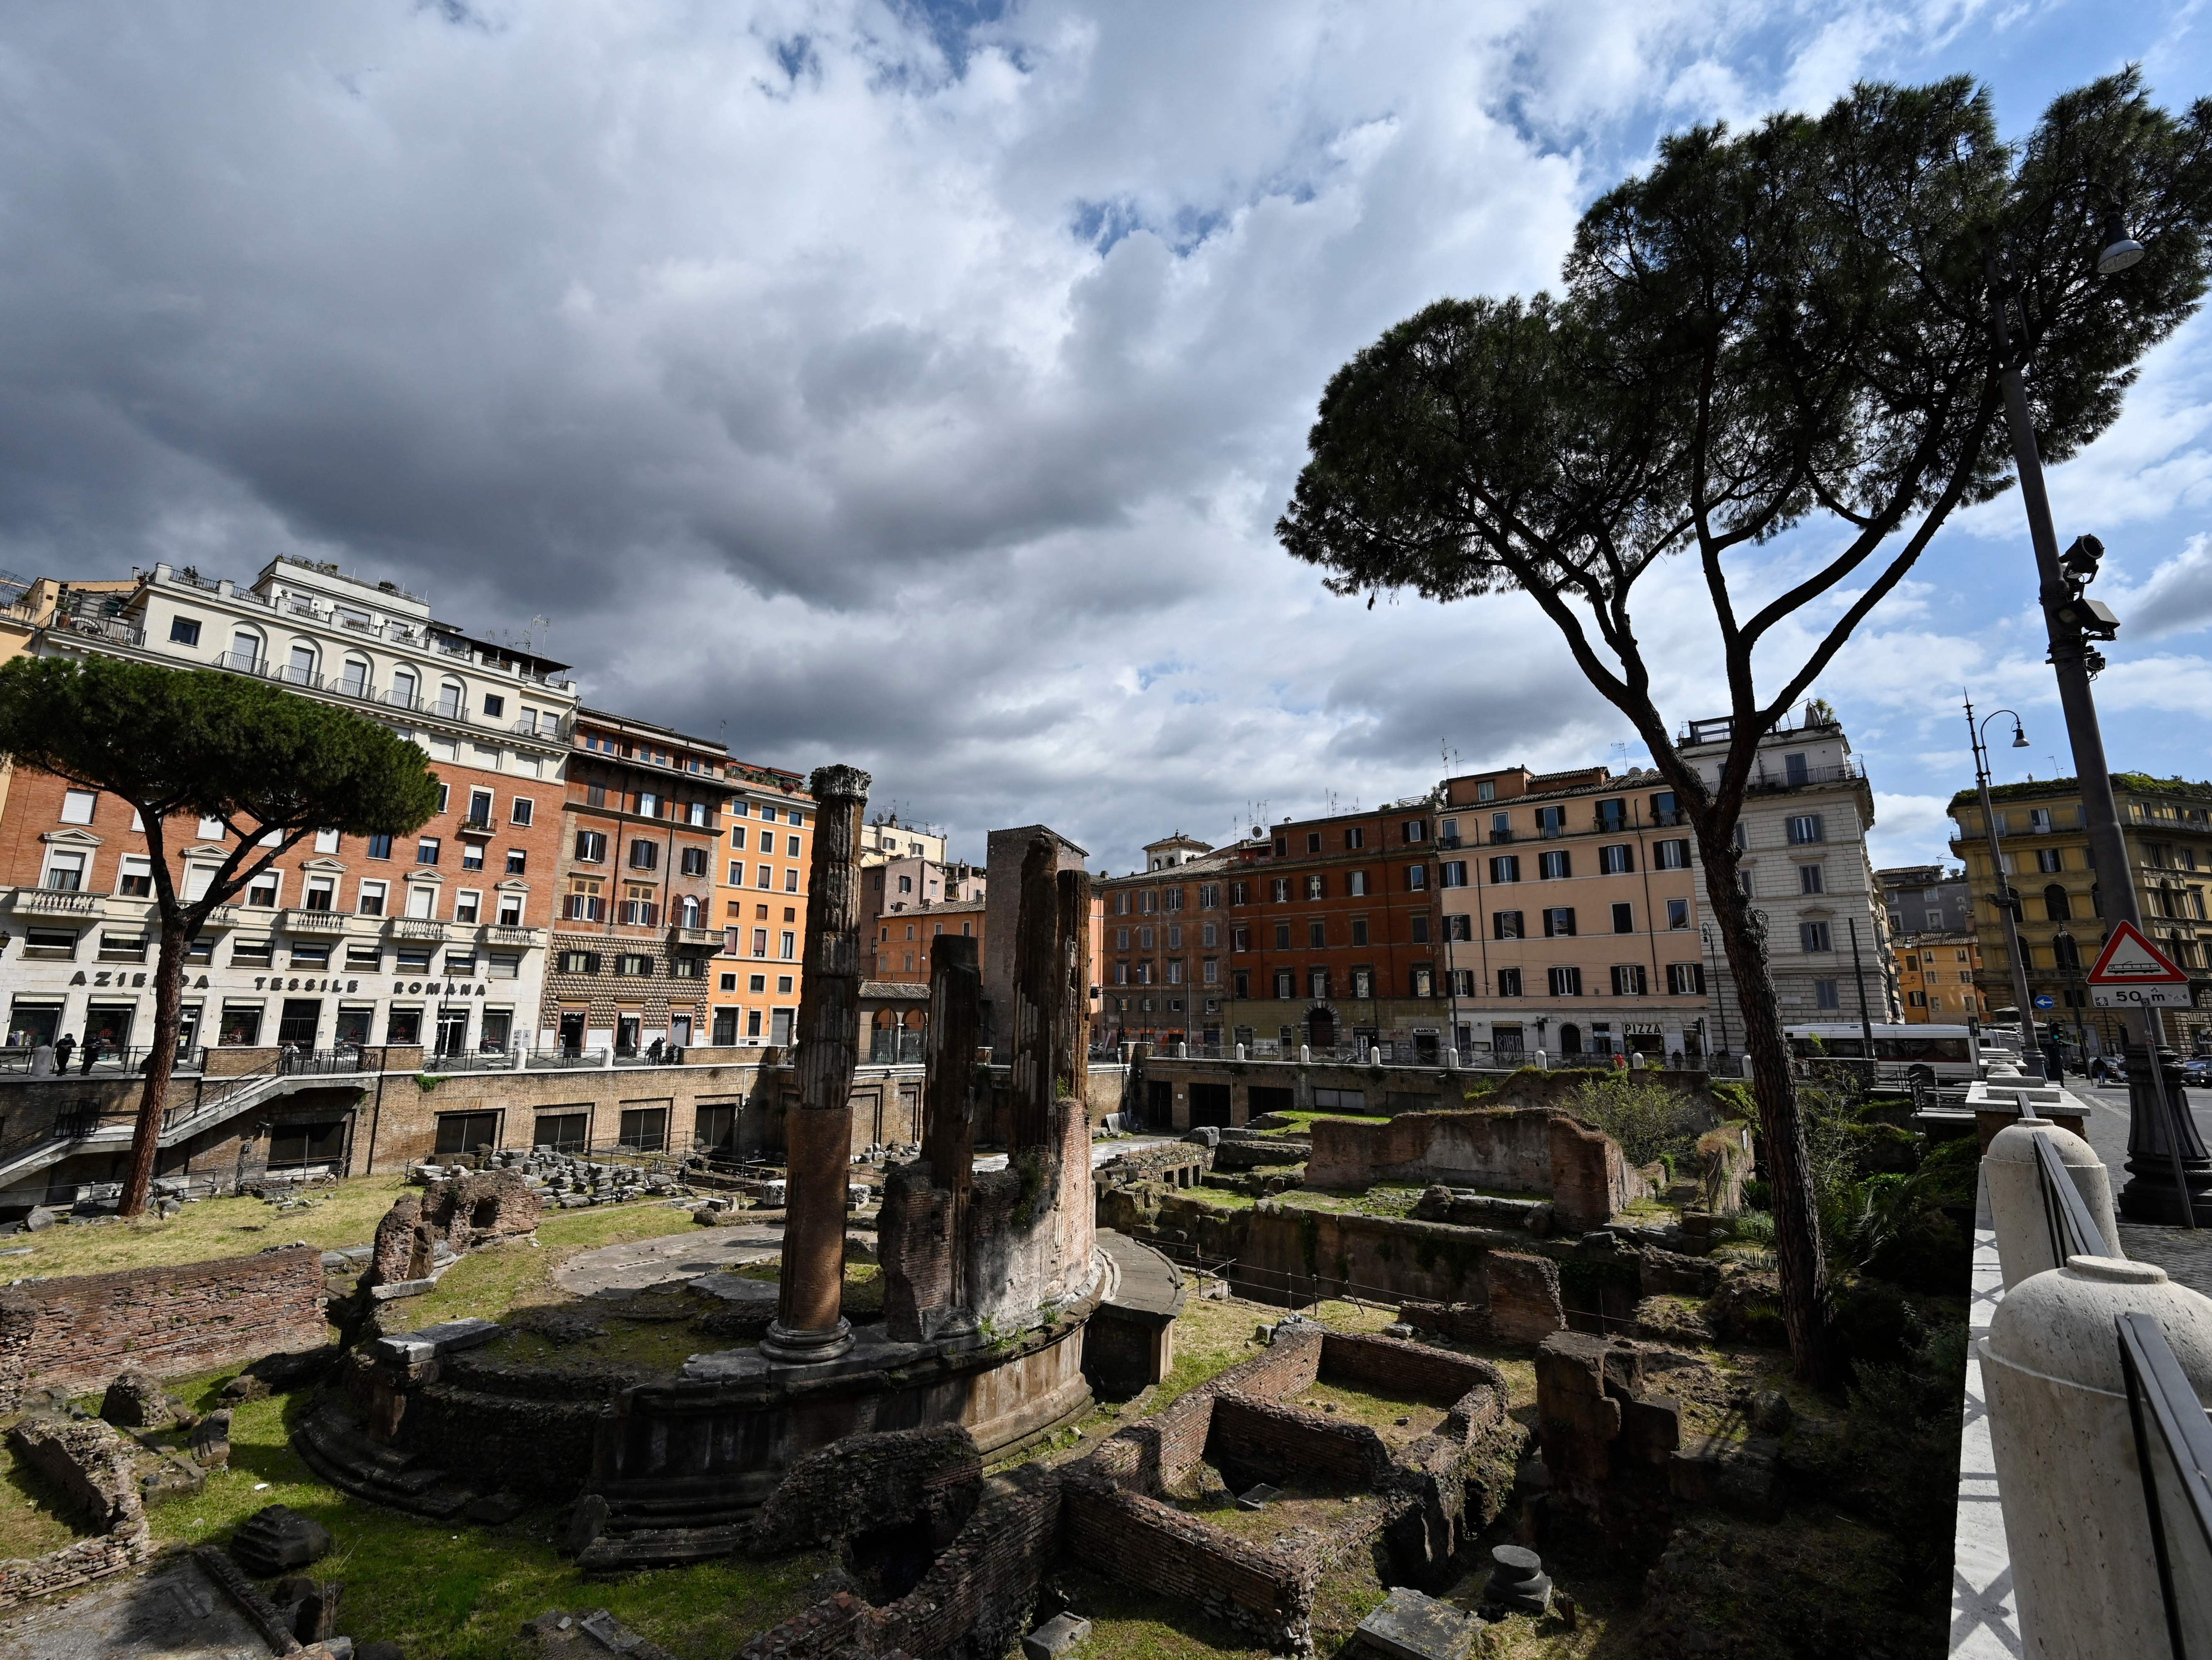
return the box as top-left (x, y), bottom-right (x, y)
top-left (709, 763), bottom-right (816, 1049)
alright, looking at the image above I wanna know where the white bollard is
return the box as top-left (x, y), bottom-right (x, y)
top-left (1984, 1121), bottom-right (2123, 1291)
top-left (1984, 1256), bottom-right (2212, 1657)
top-left (1532, 1049), bottom-right (1547, 1071)
top-left (1368, 1046), bottom-right (1382, 1066)
top-left (1234, 1044), bottom-right (1246, 1061)
top-left (1175, 1041), bottom-right (1188, 1059)
top-left (1299, 1045), bottom-right (1312, 1064)
top-left (1445, 1048), bottom-right (1460, 1071)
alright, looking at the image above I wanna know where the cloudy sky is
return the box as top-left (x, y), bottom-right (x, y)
top-left (3, 1), bottom-right (2209, 874)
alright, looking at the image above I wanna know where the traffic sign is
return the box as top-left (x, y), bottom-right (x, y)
top-left (2088, 921), bottom-right (2194, 1007)
top-left (2088, 921), bottom-right (2190, 984)
top-left (2032, 994), bottom-right (2056, 1010)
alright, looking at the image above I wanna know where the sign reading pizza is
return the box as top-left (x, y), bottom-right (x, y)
top-left (2088, 921), bottom-right (2194, 1008)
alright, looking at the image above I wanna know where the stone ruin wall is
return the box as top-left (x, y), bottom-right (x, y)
top-left (1304, 1107), bottom-right (1637, 1231)
top-left (0, 1244), bottom-right (326, 1405)
top-left (0, 1416), bottom-right (151, 1607)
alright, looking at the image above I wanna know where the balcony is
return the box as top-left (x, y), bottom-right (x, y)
top-left (10, 887), bottom-right (101, 917)
top-left (282, 907), bottom-right (348, 933)
top-left (669, 925), bottom-right (721, 950)
top-left (1743, 759), bottom-right (1867, 794)
top-left (457, 814), bottom-right (496, 838)
top-left (388, 917), bottom-right (448, 942)
top-left (484, 924), bottom-right (542, 947)
top-left (196, 904), bottom-right (240, 930)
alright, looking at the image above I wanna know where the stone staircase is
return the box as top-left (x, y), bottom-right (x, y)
top-left (292, 1400), bottom-right (478, 1520)
top-left (574, 1475), bottom-right (780, 1573)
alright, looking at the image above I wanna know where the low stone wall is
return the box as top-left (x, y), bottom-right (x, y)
top-left (1304, 1108), bottom-right (1633, 1230)
top-left (1317, 1329), bottom-right (1503, 1404)
top-left (1062, 1478), bottom-right (1316, 1651)
top-left (0, 1245), bottom-right (326, 1403)
top-left (0, 1416), bottom-right (151, 1608)
top-left (751, 1424), bottom-right (981, 1555)
top-left (1207, 1393), bottom-right (1391, 1488)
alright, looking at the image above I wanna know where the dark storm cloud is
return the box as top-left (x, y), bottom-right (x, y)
top-left (0, 0), bottom-right (2100, 872)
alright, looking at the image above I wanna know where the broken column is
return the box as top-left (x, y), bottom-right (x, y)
top-left (881, 935), bottom-right (981, 1342)
top-left (762, 763), bottom-right (871, 1366)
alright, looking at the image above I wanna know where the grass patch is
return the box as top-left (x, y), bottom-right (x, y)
top-left (0, 1438), bottom-right (85, 1560)
top-left (1250, 1111), bottom-right (1389, 1138)
top-left (1048, 1563), bottom-right (1270, 1660)
top-left (395, 1200), bottom-right (703, 1333)
top-left (111, 1366), bottom-right (836, 1660)
top-left (3, 1176), bottom-right (414, 1279)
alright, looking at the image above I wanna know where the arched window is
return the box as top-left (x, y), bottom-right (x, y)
top-left (1560, 1022), bottom-right (1583, 1056)
top-left (390, 666), bottom-right (419, 709)
top-left (228, 628), bottom-right (263, 673)
top-left (340, 656), bottom-right (371, 697)
top-left (285, 641), bottom-right (318, 686)
top-left (2053, 934), bottom-right (2081, 970)
top-left (437, 679), bottom-right (464, 718)
top-left (678, 894), bottom-right (703, 927)
top-left (2043, 883), bottom-right (2072, 922)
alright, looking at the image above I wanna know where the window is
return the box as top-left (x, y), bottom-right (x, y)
top-left (437, 679), bottom-right (464, 718)
top-left (407, 884), bottom-right (437, 918)
top-left (434, 1112), bottom-right (501, 1157)
top-left (1411, 914), bottom-right (1430, 943)
top-left (639, 791), bottom-right (659, 819)
top-left (1490, 811), bottom-right (1511, 841)
top-left (1539, 850), bottom-right (1570, 880)
top-left (1535, 806), bottom-right (1566, 838)
top-left (760, 804), bottom-right (778, 822)
top-left (1549, 966), bottom-right (1583, 997)
top-left (1449, 968), bottom-right (1475, 995)
top-left (1490, 855), bottom-right (1520, 884)
top-left (303, 874), bottom-right (336, 911)
top-left (1494, 910), bottom-right (1524, 939)
top-left (2035, 847), bottom-right (2063, 873)
top-left (1667, 897), bottom-right (1691, 929)
top-left (1497, 967), bottom-right (1523, 996)
top-left (507, 797), bottom-right (535, 829)
top-left (59, 789), bottom-right (96, 825)
top-left (1403, 819), bottom-right (1428, 843)
top-left (502, 848), bottom-right (526, 877)
top-left (1406, 865), bottom-right (1429, 891)
top-left (780, 931), bottom-right (796, 959)
top-left (169, 615), bottom-right (202, 646)
top-left (1275, 970), bottom-right (1295, 999)
top-left (346, 941), bottom-right (382, 970)
top-left (497, 892), bottom-right (523, 925)
top-left (629, 839), bottom-right (658, 870)
top-left (1799, 864), bottom-right (1825, 895)
top-left (1612, 902), bottom-right (1634, 934)
top-left (230, 628), bottom-right (263, 671)
top-left (752, 928), bottom-right (768, 956)
top-left (454, 890), bottom-right (481, 924)
top-left (557, 950), bottom-right (600, 974)
top-left (1611, 964), bottom-right (1647, 996)
top-left (1543, 907), bottom-right (1575, 937)
top-left (1786, 814), bottom-right (1826, 845)
top-left (785, 869), bottom-right (800, 892)
top-left (1800, 920), bottom-right (1834, 952)
top-left (1309, 967), bottom-right (1331, 999)
top-left (757, 865), bottom-right (772, 889)
top-left (1443, 913), bottom-right (1470, 942)
top-left (1667, 963), bottom-right (1706, 995)
top-left (117, 855), bottom-right (152, 897)
top-left (1440, 860), bottom-right (1468, 887)
top-left (565, 881), bottom-right (606, 923)
top-left (417, 837), bottom-right (441, 866)
top-left (1596, 798), bottom-right (1627, 831)
top-left (786, 834), bottom-right (801, 857)
top-left (1655, 839), bottom-right (1691, 870)
top-left (246, 872), bottom-right (280, 907)
top-left (359, 833), bottom-right (390, 861)
top-left (2044, 883), bottom-right (2072, 922)
top-left (680, 846), bottom-right (710, 877)
top-left (1410, 965), bottom-right (1434, 997)
top-left (340, 656), bottom-right (370, 697)
top-left (1272, 920), bottom-right (1291, 949)
top-left (1307, 920), bottom-right (1326, 948)
top-left (41, 850), bottom-right (86, 892)
top-left (395, 945), bottom-right (433, 973)
top-left (1784, 751), bottom-right (1810, 785)
top-left (1598, 844), bottom-right (1632, 875)
top-left (1232, 925), bottom-right (1250, 951)
top-left (2030, 808), bottom-right (2055, 834)
top-left (1814, 978), bottom-right (1842, 1011)
top-left (617, 953), bottom-right (652, 976)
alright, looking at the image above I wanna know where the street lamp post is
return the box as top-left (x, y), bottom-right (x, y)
top-left (1966, 697), bottom-right (2044, 1077)
top-left (1989, 224), bottom-right (2211, 1223)
top-left (1701, 922), bottom-right (1731, 1060)
top-left (1847, 916), bottom-right (1876, 1063)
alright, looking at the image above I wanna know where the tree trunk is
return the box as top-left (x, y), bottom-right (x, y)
top-left (119, 917), bottom-right (189, 1219)
top-left (1699, 839), bottom-right (1830, 1382)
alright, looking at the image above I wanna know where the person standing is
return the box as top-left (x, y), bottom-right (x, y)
top-left (53, 1033), bottom-right (75, 1074)
top-left (78, 1034), bottom-right (99, 1075)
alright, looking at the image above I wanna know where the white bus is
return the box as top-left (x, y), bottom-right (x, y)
top-left (1784, 1023), bottom-right (1981, 1082)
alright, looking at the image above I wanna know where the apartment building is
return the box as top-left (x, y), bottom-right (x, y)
top-left (1878, 863), bottom-right (1975, 937)
top-left (1096, 813), bottom-right (1450, 1057)
top-left (1948, 772), bottom-right (2212, 1051)
top-left (864, 856), bottom-right (985, 982)
top-left (1435, 765), bottom-right (1710, 1064)
top-left (1896, 932), bottom-right (1988, 1023)
top-left (544, 712), bottom-right (736, 1056)
top-left (1676, 704), bottom-right (1896, 1040)
top-left (859, 813), bottom-right (944, 867)
top-left (0, 558), bottom-right (574, 1058)
top-left (710, 763), bottom-right (816, 1048)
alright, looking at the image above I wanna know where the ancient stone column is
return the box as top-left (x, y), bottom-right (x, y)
top-left (923, 934), bottom-right (982, 1328)
top-left (762, 763), bottom-right (871, 1366)
top-left (1008, 835), bottom-right (1060, 1153)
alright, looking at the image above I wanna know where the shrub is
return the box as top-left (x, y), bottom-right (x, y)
top-left (1565, 1073), bottom-right (1703, 1167)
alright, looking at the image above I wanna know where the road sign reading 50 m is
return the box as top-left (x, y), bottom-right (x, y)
top-left (2091, 983), bottom-right (2194, 1009)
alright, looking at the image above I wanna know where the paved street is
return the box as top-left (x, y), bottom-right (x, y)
top-left (2066, 1078), bottom-right (2212, 1294)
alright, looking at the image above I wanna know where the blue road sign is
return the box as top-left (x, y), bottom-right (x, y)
top-left (2032, 994), bottom-right (2057, 1010)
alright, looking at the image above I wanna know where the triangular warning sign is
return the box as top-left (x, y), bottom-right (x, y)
top-left (2088, 920), bottom-right (2190, 984)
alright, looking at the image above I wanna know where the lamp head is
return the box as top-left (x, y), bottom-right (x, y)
top-left (2099, 208), bottom-right (2146, 275)
top-left (2062, 534), bottom-right (2105, 581)
top-left (2010, 723), bottom-right (2030, 749)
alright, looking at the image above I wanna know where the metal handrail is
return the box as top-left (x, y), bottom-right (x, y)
top-left (2119, 1310), bottom-right (2212, 1660)
top-left (2032, 1128), bottom-right (2115, 1264)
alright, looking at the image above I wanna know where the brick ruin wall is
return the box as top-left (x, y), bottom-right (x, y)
top-left (0, 1416), bottom-right (151, 1608)
top-left (0, 1244), bottom-right (326, 1404)
top-left (750, 1425), bottom-right (982, 1556)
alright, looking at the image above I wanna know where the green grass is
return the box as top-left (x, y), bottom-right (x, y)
top-left (5, 1176), bottom-right (414, 1278)
top-left (1049, 1564), bottom-right (1271, 1660)
top-left (0, 1439), bottom-right (84, 1560)
top-left (124, 1366), bottom-right (834, 1660)
top-left (1249, 1110), bottom-right (1389, 1138)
